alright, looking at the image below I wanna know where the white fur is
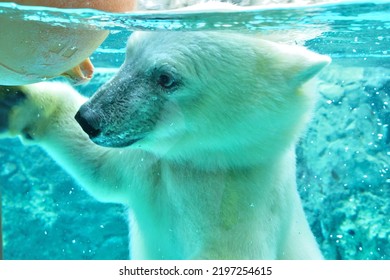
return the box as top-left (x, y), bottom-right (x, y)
top-left (2, 31), bottom-right (330, 259)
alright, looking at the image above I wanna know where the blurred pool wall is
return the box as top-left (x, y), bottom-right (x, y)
top-left (0, 0), bottom-right (389, 259)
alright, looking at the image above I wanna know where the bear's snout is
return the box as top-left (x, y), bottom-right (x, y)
top-left (75, 105), bottom-right (102, 138)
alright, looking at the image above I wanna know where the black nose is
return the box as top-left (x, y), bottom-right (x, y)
top-left (75, 106), bottom-right (102, 138)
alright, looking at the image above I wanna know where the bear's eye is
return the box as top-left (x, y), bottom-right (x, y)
top-left (158, 73), bottom-right (176, 89)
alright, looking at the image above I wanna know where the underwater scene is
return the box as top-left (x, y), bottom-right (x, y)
top-left (0, 0), bottom-right (389, 260)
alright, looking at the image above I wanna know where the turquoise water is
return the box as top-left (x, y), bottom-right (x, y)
top-left (0, 1), bottom-right (389, 259)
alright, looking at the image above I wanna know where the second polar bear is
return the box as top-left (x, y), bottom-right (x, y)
top-left (0, 31), bottom-right (330, 259)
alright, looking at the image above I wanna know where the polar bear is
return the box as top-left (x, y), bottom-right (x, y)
top-left (0, 31), bottom-right (330, 259)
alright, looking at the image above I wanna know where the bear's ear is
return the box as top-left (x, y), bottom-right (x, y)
top-left (288, 48), bottom-right (331, 85)
top-left (257, 40), bottom-right (331, 87)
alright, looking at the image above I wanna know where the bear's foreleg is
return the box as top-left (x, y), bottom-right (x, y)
top-left (0, 82), bottom-right (141, 204)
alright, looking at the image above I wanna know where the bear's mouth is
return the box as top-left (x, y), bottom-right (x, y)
top-left (89, 133), bottom-right (143, 148)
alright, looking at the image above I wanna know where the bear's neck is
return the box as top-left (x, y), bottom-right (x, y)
top-left (129, 148), bottom-right (299, 259)
top-left (167, 142), bottom-right (295, 172)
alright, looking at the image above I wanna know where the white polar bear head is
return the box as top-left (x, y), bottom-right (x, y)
top-left (75, 31), bottom-right (330, 167)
